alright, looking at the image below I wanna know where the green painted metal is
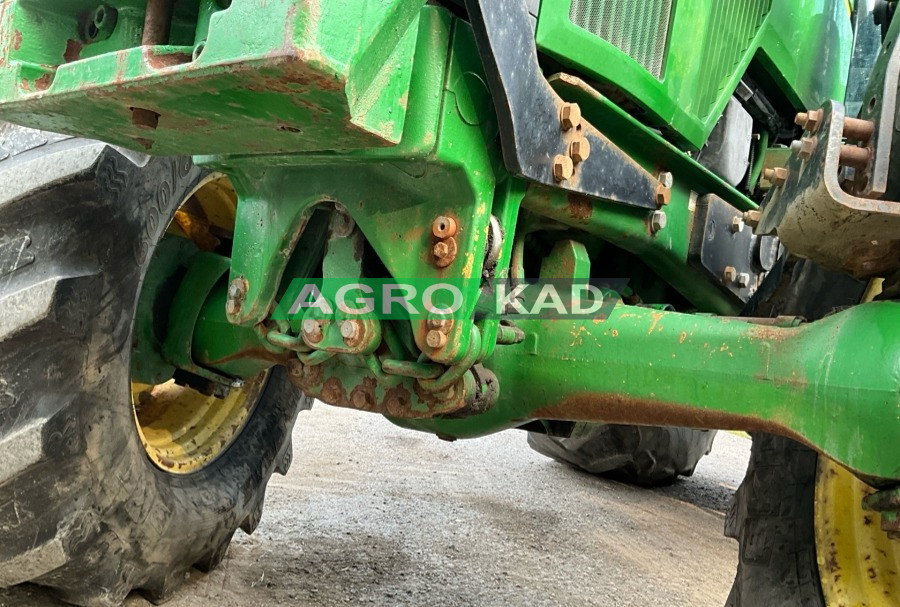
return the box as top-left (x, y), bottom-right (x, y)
top-left (396, 301), bottom-right (900, 482)
top-left (0, 0), bottom-right (423, 155)
top-left (537, 0), bottom-right (853, 149)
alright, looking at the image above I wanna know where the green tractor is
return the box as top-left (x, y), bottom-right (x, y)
top-left (0, 0), bottom-right (897, 604)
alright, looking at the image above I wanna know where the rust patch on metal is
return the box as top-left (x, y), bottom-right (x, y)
top-left (33, 73), bottom-right (51, 91)
top-left (63, 39), bottom-right (82, 63)
top-left (565, 193), bottom-right (593, 222)
top-left (146, 50), bottom-right (192, 69)
top-left (320, 376), bottom-right (346, 405)
top-left (533, 392), bottom-right (812, 447)
top-left (12, 30), bottom-right (22, 51)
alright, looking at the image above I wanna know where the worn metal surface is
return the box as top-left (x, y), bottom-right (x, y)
top-left (463, 0), bottom-right (661, 209)
top-left (758, 101), bottom-right (900, 277)
top-left (396, 301), bottom-right (900, 482)
top-left (0, 0), bottom-right (422, 155)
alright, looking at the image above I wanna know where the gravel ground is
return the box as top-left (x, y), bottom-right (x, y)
top-left (1, 405), bottom-right (750, 607)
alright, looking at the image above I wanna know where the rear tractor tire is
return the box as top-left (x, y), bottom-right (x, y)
top-left (0, 123), bottom-right (310, 606)
top-left (527, 422), bottom-right (717, 486)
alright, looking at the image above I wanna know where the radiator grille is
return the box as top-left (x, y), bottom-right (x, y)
top-left (569, 0), bottom-right (673, 79)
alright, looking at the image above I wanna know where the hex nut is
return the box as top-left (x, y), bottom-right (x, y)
top-left (730, 216), bottom-right (744, 233)
top-left (650, 210), bottom-right (667, 234)
top-left (742, 210), bottom-right (762, 228)
top-left (658, 172), bottom-right (674, 189)
top-left (791, 137), bottom-right (816, 160)
top-left (569, 137), bottom-right (591, 164)
top-left (552, 155), bottom-right (574, 182)
top-left (559, 103), bottom-right (582, 131)
top-left (655, 184), bottom-right (671, 207)
top-left (794, 109), bottom-right (823, 133)
top-left (723, 266), bottom-right (738, 283)
top-left (737, 273), bottom-right (751, 288)
top-left (763, 167), bottom-right (789, 187)
top-left (433, 241), bottom-right (450, 259)
top-left (432, 216), bottom-right (458, 239)
top-left (426, 329), bottom-right (448, 349)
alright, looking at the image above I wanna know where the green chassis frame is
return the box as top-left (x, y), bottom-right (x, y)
top-left (0, 2), bottom-right (897, 492)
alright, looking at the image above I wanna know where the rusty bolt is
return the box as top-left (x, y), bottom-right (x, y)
top-left (433, 241), bottom-right (450, 259)
top-left (842, 117), bottom-right (875, 142)
top-left (553, 154), bottom-right (574, 182)
top-left (737, 273), bottom-right (751, 289)
top-left (351, 389), bottom-right (373, 410)
top-left (559, 103), bottom-right (582, 131)
top-left (790, 137), bottom-right (816, 160)
top-left (742, 210), bottom-right (762, 228)
top-left (339, 319), bottom-right (362, 343)
top-left (569, 137), bottom-right (591, 164)
top-left (427, 317), bottom-right (454, 333)
top-left (432, 216), bottom-right (458, 239)
top-left (426, 329), bottom-right (448, 349)
top-left (723, 266), bottom-right (738, 283)
top-left (225, 278), bottom-right (247, 316)
top-left (655, 183), bottom-right (671, 207)
top-left (730, 216), bottom-right (744, 234)
top-left (794, 109), bottom-right (823, 133)
top-left (302, 318), bottom-right (323, 343)
top-left (763, 167), bottom-right (789, 187)
top-left (839, 144), bottom-right (872, 170)
top-left (650, 210), bottom-right (667, 234)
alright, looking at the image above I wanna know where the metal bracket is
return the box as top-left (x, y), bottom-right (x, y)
top-left (463, 0), bottom-right (661, 209)
top-left (690, 194), bottom-right (783, 304)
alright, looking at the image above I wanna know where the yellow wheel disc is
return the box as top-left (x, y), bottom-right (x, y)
top-left (131, 174), bottom-right (265, 475)
top-left (816, 458), bottom-right (900, 606)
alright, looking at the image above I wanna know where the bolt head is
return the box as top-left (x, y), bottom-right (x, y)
top-left (552, 155), bottom-right (574, 182)
top-left (433, 241), bottom-right (450, 259)
top-left (655, 184), bottom-right (671, 207)
top-left (302, 318), bottom-right (322, 337)
top-left (723, 266), bottom-right (738, 283)
top-left (737, 273), bottom-right (751, 288)
top-left (650, 210), bottom-right (667, 234)
top-left (795, 109), bottom-right (823, 133)
top-left (340, 320), bottom-right (361, 341)
top-left (730, 216), bottom-right (744, 233)
top-left (559, 103), bottom-right (582, 131)
top-left (225, 299), bottom-right (238, 316)
top-left (432, 216), bottom-right (458, 239)
top-left (742, 210), bottom-right (762, 228)
top-left (426, 329), bottom-right (448, 349)
top-left (791, 137), bottom-right (816, 160)
top-left (658, 172), bottom-right (674, 188)
top-left (569, 137), bottom-right (591, 164)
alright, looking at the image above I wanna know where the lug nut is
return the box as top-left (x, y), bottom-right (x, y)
top-left (723, 266), bottom-right (737, 283)
top-left (763, 167), bottom-right (789, 187)
top-left (658, 171), bottom-right (674, 188)
top-left (426, 329), bottom-right (448, 349)
top-left (432, 216), bottom-right (458, 239)
top-left (650, 210), bottom-right (667, 234)
top-left (737, 273), bottom-right (751, 288)
top-left (302, 318), bottom-right (323, 342)
top-left (730, 216), bottom-right (744, 233)
top-left (795, 109), bottom-right (823, 133)
top-left (742, 210), bottom-right (761, 228)
top-left (559, 103), bottom-right (582, 131)
top-left (552, 154), bottom-right (574, 182)
top-left (569, 137), bottom-right (591, 164)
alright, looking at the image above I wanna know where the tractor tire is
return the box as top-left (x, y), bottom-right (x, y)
top-left (725, 259), bottom-right (900, 606)
top-left (0, 123), bottom-right (311, 606)
top-left (527, 423), bottom-right (717, 486)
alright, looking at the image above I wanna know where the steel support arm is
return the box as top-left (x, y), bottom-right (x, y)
top-left (396, 301), bottom-right (900, 483)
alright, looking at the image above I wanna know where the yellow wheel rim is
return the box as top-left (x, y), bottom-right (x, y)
top-left (816, 458), bottom-right (900, 606)
top-left (131, 173), bottom-right (264, 475)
